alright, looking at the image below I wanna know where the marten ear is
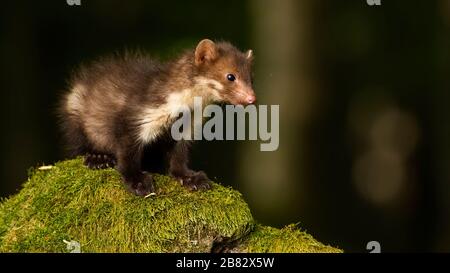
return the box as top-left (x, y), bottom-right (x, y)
top-left (195, 39), bottom-right (217, 66)
top-left (246, 49), bottom-right (254, 61)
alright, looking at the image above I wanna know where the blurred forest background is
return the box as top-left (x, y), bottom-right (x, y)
top-left (1, 0), bottom-right (449, 252)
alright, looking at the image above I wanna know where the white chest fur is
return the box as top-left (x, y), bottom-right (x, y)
top-left (136, 77), bottom-right (223, 144)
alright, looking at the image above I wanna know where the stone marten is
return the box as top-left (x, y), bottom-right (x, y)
top-left (59, 39), bottom-right (256, 196)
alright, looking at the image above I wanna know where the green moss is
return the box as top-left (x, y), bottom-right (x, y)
top-left (237, 225), bottom-right (342, 253)
top-left (0, 158), bottom-right (341, 253)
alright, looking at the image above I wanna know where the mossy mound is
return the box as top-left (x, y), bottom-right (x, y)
top-left (0, 158), bottom-right (341, 253)
top-left (236, 225), bottom-right (340, 253)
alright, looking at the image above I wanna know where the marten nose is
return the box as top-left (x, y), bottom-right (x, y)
top-left (246, 95), bottom-right (256, 104)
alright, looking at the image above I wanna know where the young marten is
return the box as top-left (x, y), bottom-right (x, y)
top-left (59, 39), bottom-right (256, 196)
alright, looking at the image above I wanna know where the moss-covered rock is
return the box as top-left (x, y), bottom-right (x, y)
top-left (0, 158), bottom-right (341, 253)
top-left (235, 225), bottom-right (340, 253)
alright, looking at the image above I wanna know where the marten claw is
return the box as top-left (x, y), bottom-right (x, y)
top-left (176, 171), bottom-right (212, 191)
top-left (84, 153), bottom-right (116, 170)
top-left (128, 173), bottom-right (155, 196)
top-left (133, 182), bottom-right (155, 196)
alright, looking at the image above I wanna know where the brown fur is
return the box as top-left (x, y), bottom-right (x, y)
top-left (59, 39), bottom-right (255, 196)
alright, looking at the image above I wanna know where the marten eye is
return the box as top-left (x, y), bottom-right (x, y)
top-left (226, 74), bottom-right (236, 82)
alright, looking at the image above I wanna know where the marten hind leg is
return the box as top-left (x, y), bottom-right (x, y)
top-left (116, 144), bottom-right (155, 196)
top-left (168, 140), bottom-right (212, 191)
top-left (84, 153), bottom-right (116, 169)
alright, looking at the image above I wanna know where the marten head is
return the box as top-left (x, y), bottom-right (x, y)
top-left (193, 39), bottom-right (256, 105)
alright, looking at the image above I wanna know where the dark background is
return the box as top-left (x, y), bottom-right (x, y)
top-left (1, 0), bottom-right (449, 252)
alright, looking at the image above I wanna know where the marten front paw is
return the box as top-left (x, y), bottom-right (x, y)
top-left (84, 153), bottom-right (116, 169)
top-left (176, 171), bottom-right (212, 191)
top-left (126, 172), bottom-right (156, 196)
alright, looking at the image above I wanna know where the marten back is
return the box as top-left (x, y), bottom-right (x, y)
top-left (60, 53), bottom-right (168, 155)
